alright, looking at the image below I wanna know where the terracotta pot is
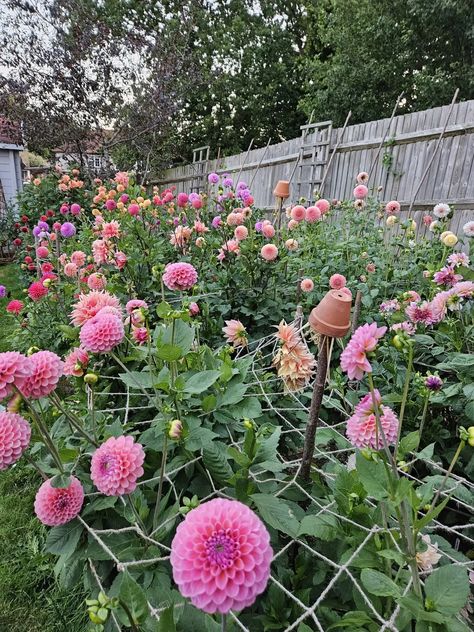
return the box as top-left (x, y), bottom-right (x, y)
top-left (308, 289), bottom-right (352, 338)
top-left (273, 180), bottom-right (290, 199)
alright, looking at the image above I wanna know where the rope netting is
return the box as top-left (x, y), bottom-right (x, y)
top-left (81, 318), bottom-right (474, 631)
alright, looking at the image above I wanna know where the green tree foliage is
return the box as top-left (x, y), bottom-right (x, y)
top-left (299, 0), bottom-right (474, 126)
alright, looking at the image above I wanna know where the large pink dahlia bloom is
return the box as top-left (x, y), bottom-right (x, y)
top-left (0, 412), bottom-right (31, 469)
top-left (340, 323), bottom-right (386, 380)
top-left (17, 350), bottom-right (63, 399)
top-left (170, 498), bottom-right (272, 614)
top-left (90, 435), bottom-right (145, 495)
top-left (34, 476), bottom-right (85, 526)
top-left (346, 390), bottom-right (399, 449)
top-left (70, 290), bottom-right (121, 327)
top-left (0, 351), bottom-right (31, 400)
top-left (163, 262), bottom-right (198, 291)
top-left (80, 309), bottom-right (124, 353)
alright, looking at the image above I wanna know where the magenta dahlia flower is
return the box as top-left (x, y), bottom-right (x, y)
top-left (34, 476), bottom-right (84, 526)
top-left (346, 390), bottom-right (399, 449)
top-left (17, 351), bottom-right (63, 399)
top-left (28, 281), bottom-right (48, 301)
top-left (79, 309), bottom-right (124, 353)
top-left (163, 262), bottom-right (198, 291)
top-left (90, 435), bottom-right (145, 495)
top-left (0, 412), bottom-right (31, 469)
top-left (170, 498), bottom-right (273, 614)
top-left (0, 351), bottom-right (31, 400)
top-left (340, 322), bottom-right (386, 380)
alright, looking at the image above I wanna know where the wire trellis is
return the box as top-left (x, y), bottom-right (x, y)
top-left (82, 322), bottom-right (473, 631)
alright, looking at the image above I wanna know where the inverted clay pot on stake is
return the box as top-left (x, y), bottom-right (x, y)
top-left (300, 290), bottom-right (352, 480)
top-left (273, 180), bottom-right (290, 233)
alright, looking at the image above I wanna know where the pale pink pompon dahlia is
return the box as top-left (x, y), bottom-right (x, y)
top-left (0, 351), bottom-right (31, 400)
top-left (80, 308), bottom-right (124, 353)
top-left (170, 498), bottom-right (273, 614)
top-left (70, 290), bottom-right (122, 327)
top-left (0, 412), bottom-right (31, 469)
top-left (34, 476), bottom-right (84, 526)
top-left (340, 322), bottom-right (386, 380)
top-left (346, 390), bottom-right (399, 450)
top-left (91, 435), bottom-right (145, 495)
top-left (163, 262), bottom-right (198, 291)
top-left (17, 351), bottom-right (63, 399)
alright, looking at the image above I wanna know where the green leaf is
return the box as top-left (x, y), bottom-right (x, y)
top-left (413, 334), bottom-right (435, 346)
top-left (360, 569), bottom-right (401, 597)
top-left (355, 453), bottom-right (389, 500)
top-left (156, 301), bottom-right (173, 318)
top-left (119, 370), bottom-right (155, 390)
top-left (202, 442), bottom-right (233, 484)
top-left (464, 400), bottom-right (474, 422)
top-left (156, 343), bottom-right (182, 362)
top-left (424, 565), bottom-right (470, 615)
top-left (184, 370), bottom-right (221, 394)
top-left (50, 473), bottom-right (72, 489)
top-left (251, 493), bottom-right (300, 538)
top-left (254, 427), bottom-right (281, 464)
top-left (45, 519), bottom-right (83, 557)
top-left (377, 549), bottom-right (405, 566)
top-left (416, 494), bottom-right (451, 530)
top-left (398, 431), bottom-right (420, 458)
top-left (119, 572), bottom-right (149, 624)
top-left (327, 611), bottom-right (375, 630)
top-left (220, 381), bottom-right (247, 406)
top-left (157, 605), bottom-right (176, 631)
top-left (231, 397), bottom-right (262, 420)
top-left (201, 394), bottom-right (217, 412)
top-left (299, 513), bottom-right (339, 540)
top-left (163, 319), bottom-right (195, 355)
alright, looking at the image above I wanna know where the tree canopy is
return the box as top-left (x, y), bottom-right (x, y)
top-left (1, 0), bottom-right (472, 174)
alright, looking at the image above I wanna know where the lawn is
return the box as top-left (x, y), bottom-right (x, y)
top-left (0, 263), bottom-right (86, 632)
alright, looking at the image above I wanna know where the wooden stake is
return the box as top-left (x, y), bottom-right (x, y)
top-left (318, 110), bottom-right (352, 196)
top-left (351, 290), bottom-right (363, 333)
top-left (300, 335), bottom-right (330, 480)
top-left (368, 92), bottom-right (405, 182)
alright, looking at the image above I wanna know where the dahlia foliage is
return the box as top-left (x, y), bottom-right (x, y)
top-left (0, 167), bottom-right (472, 630)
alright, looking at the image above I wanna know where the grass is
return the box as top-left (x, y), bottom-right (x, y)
top-left (0, 263), bottom-right (87, 632)
top-left (0, 263), bottom-right (24, 352)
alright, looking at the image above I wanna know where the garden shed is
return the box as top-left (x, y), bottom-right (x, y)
top-left (0, 118), bottom-right (24, 212)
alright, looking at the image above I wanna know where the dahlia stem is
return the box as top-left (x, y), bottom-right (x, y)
top-left (431, 439), bottom-right (465, 511)
top-left (109, 351), bottom-right (154, 402)
top-left (24, 452), bottom-right (48, 480)
top-left (418, 393), bottom-right (430, 444)
top-left (221, 613), bottom-right (227, 631)
top-left (49, 391), bottom-right (98, 447)
top-left (19, 393), bottom-right (64, 473)
top-left (118, 599), bottom-right (140, 632)
top-left (394, 343), bottom-right (413, 461)
top-left (152, 433), bottom-right (168, 531)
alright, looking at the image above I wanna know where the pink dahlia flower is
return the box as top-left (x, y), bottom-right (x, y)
top-left (90, 435), bottom-right (145, 495)
top-left (290, 205), bottom-right (306, 222)
top-left (132, 326), bottom-right (149, 345)
top-left (63, 347), bottom-right (89, 377)
top-left (80, 309), bottom-right (124, 354)
top-left (329, 273), bottom-right (346, 290)
top-left (28, 281), bottom-right (48, 301)
top-left (163, 262), bottom-right (198, 291)
top-left (92, 239), bottom-right (109, 265)
top-left (125, 299), bottom-right (148, 315)
top-left (17, 351), bottom-right (63, 399)
top-left (234, 225), bottom-right (248, 241)
top-left (34, 476), bottom-right (84, 526)
top-left (170, 498), bottom-right (272, 614)
top-left (101, 220), bottom-right (121, 239)
top-left (405, 301), bottom-right (437, 326)
top-left (262, 223), bottom-right (275, 238)
top-left (300, 278), bottom-right (314, 292)
top-left (64, 262), bottom-right (79, 277)
top-left (353, 185), bottom-right (368, 200)
top-left (260, 244), bottom-right (278, 261)
top-left (0, 412), bottom-right (31, 469)
top-left (6, 299), bottom-right (24, 315)
top-left (356, 172), bottom-right (369, 184)
top-left (223, 319), bottom-right (247, 348)
top-left (315, 199), bottom-right (330, 214)
top-left (305, 206), bottom-right (321, 222)
top-left (71, 250), bottom-right (87, 267)
top-left (340, 323), bottom-right (386, 380)
top-left (385, 200), bottom-right (400, 215)
top-left (346, 390), bottom-right (399, 449)
top-left (70, 291), bottom-right (121, 326)
top-left (0, 351), bottom-right (31, 400)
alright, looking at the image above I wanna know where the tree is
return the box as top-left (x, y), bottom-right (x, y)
top-left (299, 0), bottom-right (474, 126)
top-left (0, 0), bottom-right (201, 179)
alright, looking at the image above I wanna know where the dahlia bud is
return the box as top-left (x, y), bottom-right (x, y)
top-left (131, 308), bottom-right (145, 326)
top-left (43, 278), bottom-right (52, 288)
top-left (168, 419), bottom-right (183, 440)
top-left (27, 346), bottom-right (40, 356)
top-left (243, 419), bottom-right (254, 430)
top-left (84, 372), bottom-right (99, 385)
top-left (7, 392), bottom-right (22, 413)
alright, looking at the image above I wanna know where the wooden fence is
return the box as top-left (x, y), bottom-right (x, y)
top-left (153, 99), bottom-right (474, 235)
